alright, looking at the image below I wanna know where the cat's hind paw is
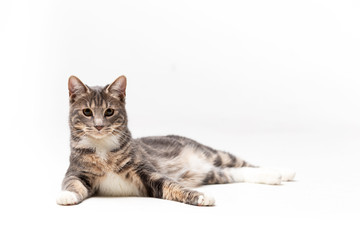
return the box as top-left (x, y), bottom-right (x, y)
top-left (56, 191), bottom-right (79, 206)
top-left (272, 168), bottom-right (296, 181)
top-left (262, 167), bottom-right (296, 182)
top-left (230, 167), bottom-right (282, 185)
top-left (252, 169), bottom-right (282, 185)
top-left (197, 194), bottom-right (215, 206)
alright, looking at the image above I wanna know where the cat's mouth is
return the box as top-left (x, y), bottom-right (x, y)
top-left (82, 127), bottom-right (120, 140)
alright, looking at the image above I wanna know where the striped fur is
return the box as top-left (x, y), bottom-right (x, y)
top-left (57, 76), bottom-right (295, 207)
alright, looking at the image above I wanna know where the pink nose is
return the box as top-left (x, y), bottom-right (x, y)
top-left (95, 125), bottom-right (104, 131)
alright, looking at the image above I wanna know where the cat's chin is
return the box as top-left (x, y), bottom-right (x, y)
top-left (87, 132), bottom-right (112, 140)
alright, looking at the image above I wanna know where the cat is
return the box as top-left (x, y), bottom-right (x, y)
top-left (56, 76), bottom-right (295, 206)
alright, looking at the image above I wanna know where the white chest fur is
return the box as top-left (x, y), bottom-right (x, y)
top-left (77, 135), bottom-right (119, 160)
top-left (97, 172), bottom-right (142, 197)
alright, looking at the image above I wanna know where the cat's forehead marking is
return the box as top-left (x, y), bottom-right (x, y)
top-left (90, 98), bottom-right (96, 109)
top-left (101, 99), bottom-right (107, 108)
top-left (89, 87), bottom-right (105, 109)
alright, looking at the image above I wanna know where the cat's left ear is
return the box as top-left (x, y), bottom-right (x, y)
top-left (68, 76), bottom-right (89, 103)
top-left (106, 75), bottom-right (127, 100)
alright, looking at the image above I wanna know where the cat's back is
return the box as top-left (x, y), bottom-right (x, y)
top-left (133, 135), bottom-right (184, 158)
top-left (135, 135), bottom-right (185, 148)
top-left (134, 134), bottom-right (217, 157)
top-left (135, 134), bottom-right (216, 154)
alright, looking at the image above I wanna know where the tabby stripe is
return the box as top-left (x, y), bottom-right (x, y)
top-left (203, 171), bottom-right (216, 184)
top-left (213, 155), bottom-right (222, 167)
top-left (116, 157), bottom-right (134, 173)
top-left (111, 139), bottom-right (129, 153)
top-left (135, 164), bottom-right (164, 198)
top-left (71, 134), bottom-right (81, 142)
top-left (73, 148), bottom-right (96, 154)
top-left (227, 153), bottom-right (237, 168)
top-left (77, 174), bottom-right (93, 191)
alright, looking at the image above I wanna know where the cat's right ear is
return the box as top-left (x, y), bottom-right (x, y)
top-left (106, 75), bottom-right (127, 100)
top-left (68, 76), bottom-right (89, 102)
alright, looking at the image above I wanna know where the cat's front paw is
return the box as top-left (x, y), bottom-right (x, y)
top-left (56, 191), bottom-right (79, 206)
top-left (197, 194), bottom-right (215, 206)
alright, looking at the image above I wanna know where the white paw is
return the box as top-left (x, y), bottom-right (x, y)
top-left (56, 191), bottom-right (79, 205)
top-left (198, 194), bottom-right (216, 206)
top-left (254, 169), bottom-right (282, 185)
top-left (231, 167), bottom-right (282, 185)
top-left (267, 168), bottom-right (296, 181)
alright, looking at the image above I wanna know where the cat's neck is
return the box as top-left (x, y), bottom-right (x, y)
top-left (72, 129), bottom-right (132, 159)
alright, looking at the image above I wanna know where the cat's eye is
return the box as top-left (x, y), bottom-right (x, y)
top-left (82, 108), bottom-right (93, 117)
top-left (104, 108), bottom-right (114, 117)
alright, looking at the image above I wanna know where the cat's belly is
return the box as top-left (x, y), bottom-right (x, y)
top-left (97, 172), bottom-right (142, 197)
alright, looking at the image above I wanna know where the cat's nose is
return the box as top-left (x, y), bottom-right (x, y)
top-left (94, 125), bottom-right (104, 131)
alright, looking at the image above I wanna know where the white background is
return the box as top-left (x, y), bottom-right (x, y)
top-left (1, 0), bottom-right (359, 239)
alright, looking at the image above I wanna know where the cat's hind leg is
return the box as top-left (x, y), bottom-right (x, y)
top-left (226, 167), bottom-right (282, 185)
top-left (209, 151), bottom-right (295, 184)
top-left (225, 167), bottom-right (295, 185)
top-left (210, 150), bottom-right (256, 168)
top-left (201, 167), bottom-right (281, 185)
top-left (263, 167), bottom-right (296, 181)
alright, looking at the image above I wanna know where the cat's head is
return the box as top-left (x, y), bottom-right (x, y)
top-left (68, 76), bottom-right (128, 140)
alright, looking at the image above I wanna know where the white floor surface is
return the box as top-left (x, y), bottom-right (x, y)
top-left (2, 132), bottom-right (359, 240)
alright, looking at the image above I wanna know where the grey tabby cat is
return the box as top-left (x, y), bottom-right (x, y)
top-left (57, 76), bottom-right (295, 206)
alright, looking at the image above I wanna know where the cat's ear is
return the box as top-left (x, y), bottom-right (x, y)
top-left (106, 75), bottom-right (127, 100)
top-left (68, 76), bottom-right (89, 101)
